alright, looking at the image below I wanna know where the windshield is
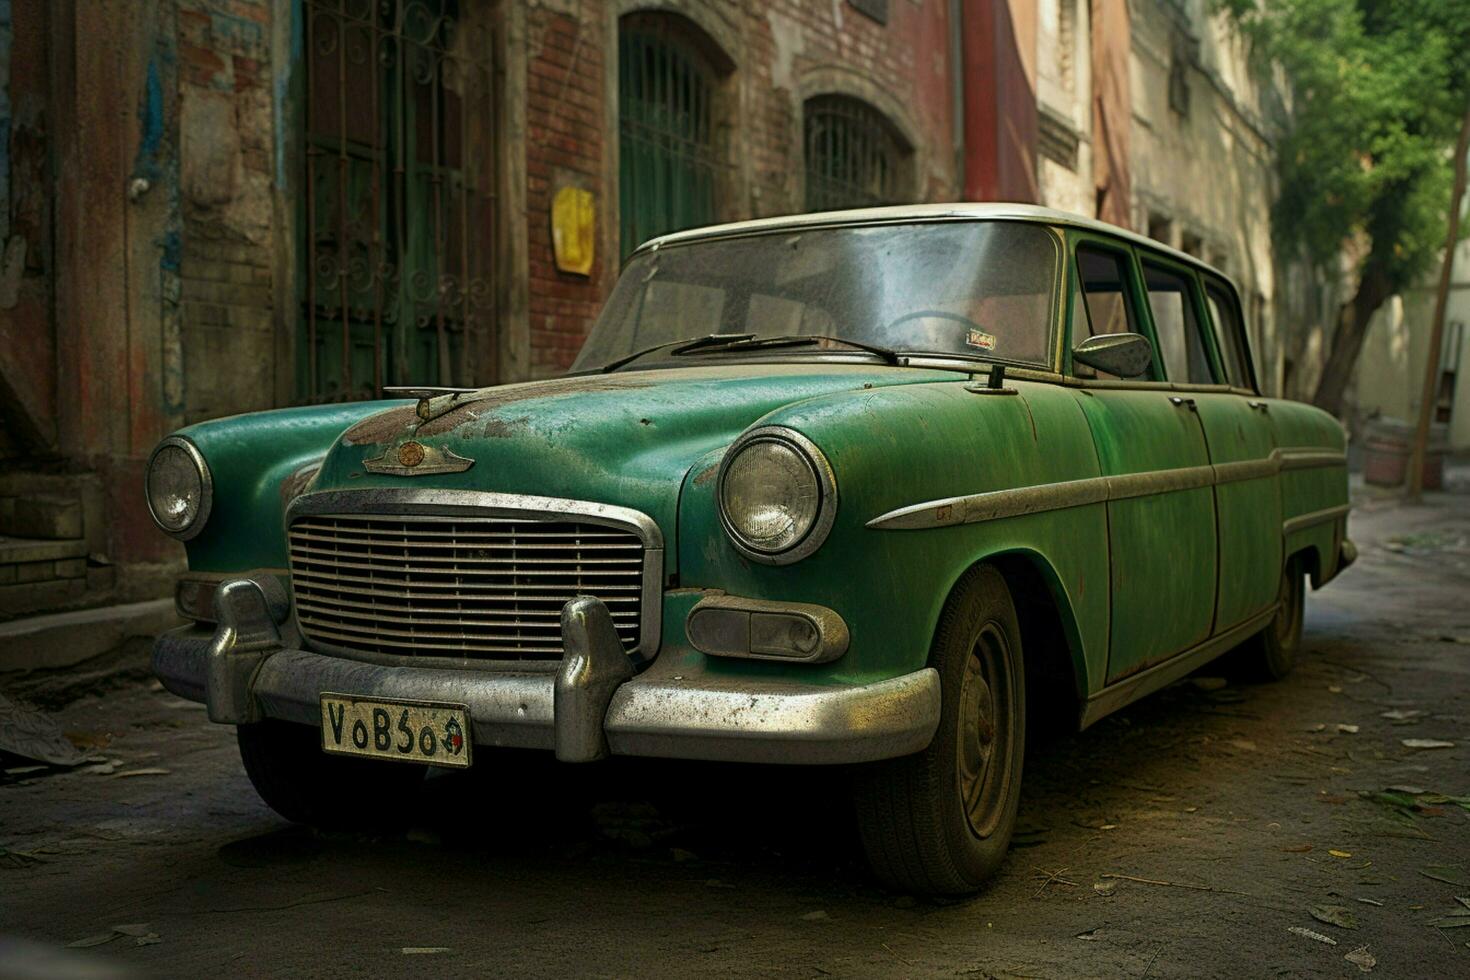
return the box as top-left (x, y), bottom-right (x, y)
top-left (572, 220), bottom-right (1061, 372)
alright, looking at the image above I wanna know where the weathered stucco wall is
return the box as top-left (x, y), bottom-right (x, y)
top-left (1356, 233), bottom-right (1470, 451)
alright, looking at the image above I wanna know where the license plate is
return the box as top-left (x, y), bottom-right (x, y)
top-left (319, 694), bottom-right (472, 769)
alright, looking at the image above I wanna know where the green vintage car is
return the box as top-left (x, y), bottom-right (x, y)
top-left (148, 204), bottom-right (1352, 893)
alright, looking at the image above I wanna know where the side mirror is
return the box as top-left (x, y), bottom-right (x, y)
top-left (1072, 332), bottom-right (1153, 378)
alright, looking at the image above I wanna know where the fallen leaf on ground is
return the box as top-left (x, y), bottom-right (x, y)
top-left (801, 911), bottom-right (830, 921)
top-left (1330, 850), bottom-right (1353, 858)
top-left (1093, 882), bottom-right (1116, 896)
top-left (111, 924), bottom-right (152, 937)
top-left (65, 933), bottom-right (120, 949)
top-left (1386, 785), bottom-right (1426, 795)
top-left (1344, 946), bottom-right (1376, 972)
top-left (1338, 724), bottom-right (1361, 734)
top-left (1288, 926), bottom-right (1338, 946)
top-left (1076, 928), bottom-right (1103, 941)
top-left (1401, 739), bottom-right (1455, 750)
top-left (1357, 898), bottom-right (1384, 907)
top-left (1283, 844), bottom-right (1314, 853)
top-left (1381, 710), bottom-right (1425, 722)
top-left (1310, 905), bottom-right (1359, 929)
top-left (113, 768), bottom-right (171, 778)
top-left (1420, 867), bottom-right (1470, 887)
top-left (134, 935), bottom-right (162, 947)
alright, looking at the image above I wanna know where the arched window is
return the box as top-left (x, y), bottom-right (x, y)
top-left (803, 95), bottom-right (907, 212)
top-left (618, 15), bottom-right (727, 257)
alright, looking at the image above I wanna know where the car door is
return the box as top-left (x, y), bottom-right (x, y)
top-left (1067, 238), bottom-right (1218, 683)
top-left (1195, 271), bottom-right (1282, 631)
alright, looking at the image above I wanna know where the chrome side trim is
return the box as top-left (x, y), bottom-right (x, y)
top-left (1080, 605), bottom-right (1276, 728)
top-left (1283, 503), bottom-right (1351, 537)
top-left (868, 447), bottom-right (1348, 531)
top-left (285, 489), bottom-right (665, 665)
top-left (1278, 450), bottom-right (1349, 471)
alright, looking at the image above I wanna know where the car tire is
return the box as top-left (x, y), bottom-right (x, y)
top-left (853, 564), bottom-right (1026, 895)
top-left (237, 719), bottom-right (427, 831)
top-left (1235, 556), bottom-right (1306, 681)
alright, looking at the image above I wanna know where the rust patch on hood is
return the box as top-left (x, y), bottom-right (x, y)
top-left (279, 461), bottom-right (321, 511)
top-left (692, 463), bottom-right (719, 486)
top-left (480, 415), bottom-right (531, 439)
top-left (341, 405), bottom-right (418, 445)
top-left (414, 376), bottom-right (655, 437)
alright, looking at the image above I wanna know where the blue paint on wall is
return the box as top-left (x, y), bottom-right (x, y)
top-left (133, 58), bottom-right (165, 182)
top-left (160, 228), bottom-right (181, 273)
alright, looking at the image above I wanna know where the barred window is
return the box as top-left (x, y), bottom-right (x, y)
top-left (803, 95), bottom-right (908, 212)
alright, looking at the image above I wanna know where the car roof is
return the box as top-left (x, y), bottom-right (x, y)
top-left (635, 202), bottom-right (1238, 293)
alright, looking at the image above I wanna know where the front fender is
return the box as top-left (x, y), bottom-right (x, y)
top-left (674, 380), bottom-right (1110, 696)
top-left (171, 401), bottom-right (410, 572)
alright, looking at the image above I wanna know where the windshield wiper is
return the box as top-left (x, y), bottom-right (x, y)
top-left (675, 334), bottom-right (904, 366)
top-left (598, 333), bottom-right (756, 373)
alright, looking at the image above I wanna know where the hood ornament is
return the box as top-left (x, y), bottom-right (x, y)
top-left (383, 386), bottom-right (479, 422)
top-left (363, 440), bottom-right (475, 476)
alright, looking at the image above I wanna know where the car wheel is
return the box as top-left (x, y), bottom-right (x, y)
top-left (237, 719), bottom-right (426, 831)
top-left (1236, 556), bottom-right (1306, 681)
top-left (853, 565), bottom-right (1026, 895)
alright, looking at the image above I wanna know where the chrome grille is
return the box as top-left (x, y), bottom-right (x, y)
top-left (288, 514), bottom-right (647, 661)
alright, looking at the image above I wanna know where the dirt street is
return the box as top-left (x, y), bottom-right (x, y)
top-left (2, 484), bottom-right (1468, 979)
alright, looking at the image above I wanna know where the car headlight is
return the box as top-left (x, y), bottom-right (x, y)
top-left (145, 436), bottom-right (213, 540)
top-left (717, 426), bottom-right (837, 564)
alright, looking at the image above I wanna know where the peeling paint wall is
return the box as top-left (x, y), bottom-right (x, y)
top-left (177, 0), bottom-right (277, 424)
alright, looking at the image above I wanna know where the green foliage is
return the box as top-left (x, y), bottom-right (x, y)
top-left (1220, 0), bottom-right (1470, 292)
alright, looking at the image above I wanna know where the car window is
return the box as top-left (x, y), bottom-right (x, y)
top-left (1073, 245), bottom-right (1143, 379)
top-left (575, 221), bottom-right (1060, 371)
top-left (1141, 261), bottom-right (1215, 384)
top-left (629, 280), bottom-right (725, 349)
top-left (1203, 280), bottom-right (1252, 389)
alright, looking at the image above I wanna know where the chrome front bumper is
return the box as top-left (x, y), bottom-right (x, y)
top-left (152, 578), bottom-right (940, 766)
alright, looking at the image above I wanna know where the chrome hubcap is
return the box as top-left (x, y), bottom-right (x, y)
top-left (957, 622), bottom-right (1014, 839)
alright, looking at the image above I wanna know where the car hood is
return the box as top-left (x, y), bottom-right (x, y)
top-left (309, 363), bottom-right (964, 570)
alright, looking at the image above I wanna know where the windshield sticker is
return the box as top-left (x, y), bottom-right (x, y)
top-left (966, 329), bottom-right (997, 351)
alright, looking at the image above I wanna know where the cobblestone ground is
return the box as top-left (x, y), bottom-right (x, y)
top-left (2, 482), bottom-right (1467, 979)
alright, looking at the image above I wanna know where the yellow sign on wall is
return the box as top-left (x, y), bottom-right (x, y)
top-left (551, 186), bottom-right (596, 276)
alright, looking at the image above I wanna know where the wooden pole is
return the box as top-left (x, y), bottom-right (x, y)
top-left (1407, 101), bottom-right (1470, 502)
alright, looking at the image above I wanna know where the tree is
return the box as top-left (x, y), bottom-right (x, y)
top-left (1219, 0), bottom-right (1470, 415)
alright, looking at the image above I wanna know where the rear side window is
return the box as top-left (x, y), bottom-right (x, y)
top-left (1073, 245), bottom-right (1143, 379)
top-left (1203, 280), bottom-right (1252, 389)
top-left (1141, 261), bottom-right (1215, 384)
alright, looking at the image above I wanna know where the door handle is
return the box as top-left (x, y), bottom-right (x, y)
top-left (1168, 396), bottom-right (1197, 410)
top-left (1247, 400), bottom-right (1270, 412)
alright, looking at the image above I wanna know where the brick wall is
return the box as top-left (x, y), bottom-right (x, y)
top-left (520, 0), bottom-right (960, 376)
top-left (524, 3), bottom-right (609, 376)
top-left (176, 0), bottom-right (278, 422)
